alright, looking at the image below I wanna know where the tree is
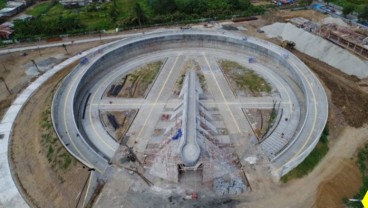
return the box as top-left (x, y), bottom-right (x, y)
top-left (300, 0), bottom-right (313, 6)
top-left (176, 0), bottom-right (208, 14)
top-left (343, 4), bottom-right (354, 17)
top-left (134, 3), bottom-right (147, 26)
top-left (0, 77), bottom-right (11, 94)
top-left (228, 0), bottom-right (240, 9)
top-left (109, 5), bottom-right (119, 23)
top-left (151, 0), bottom-right (177, 14)
top-left (359, 5), bottom-right (368, 22)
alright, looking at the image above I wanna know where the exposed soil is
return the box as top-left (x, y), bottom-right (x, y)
top-left (101, 110), bottom-right (138, 142)
top-left (0, 93), bottom-right (16, 119)
top-left (274, 9), bottom-right (327, 23)
top-left (218, 59), bottom-right (272, 97)
top-left (245, 108), bottom-right (273, 139)
top-left (10, 64), bottom-right (89, 208)
top-left (110, 60), bottom-right (164, 98)
top-left (315, 159), bottom-right (362, 208)
top-left (292, 50), bottom-right (368, 128)
top-left (242, 124), bottom-right (368, 208)
top-left (173, 60), bottom-right (201, 94)
top-left (0, 41), bottom-right (106, 119)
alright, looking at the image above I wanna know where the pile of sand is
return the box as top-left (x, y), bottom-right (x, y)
top-left (261, 22), bottom-right (368, 79)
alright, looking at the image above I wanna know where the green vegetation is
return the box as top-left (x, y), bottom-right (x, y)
top-left (15, 0), bottom-right (265, 39)
top-left (177, 74), bottom-right (186, 88)
top-left (197, 72), bottom-right (206, 90)
top-left (342, 4), bottom-right (355, 16)
top-left (126, 60), bottom-right (163, 97)
top-left (141, 61), bottom-right (163, 85)
top-left (299, 0), bottom-right (313, 6)
top-left (219, 60), bottom-right (272, 94)
top-left (175, 60), bottom-right (202, 90)
top-left (40, 107), bottom-right (76, 172)
top-left (14, 15), bottom-right (84, 40)
top-left (329, 0), bottom-right (367, 14)
top-left (345, 143), bottom-right (368, 207)
top-left (359, 5), bottom-right (368, 22)
top-left (27, 2), bottom-right (54, 16)
top-left (281, 127), bottom-right (329, 183)
top-left (0, 0), bottom-right (6, 10)
top-left (266, 105), bottom-right (277, 130)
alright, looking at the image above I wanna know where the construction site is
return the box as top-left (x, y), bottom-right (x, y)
top-left (47, 29), bottom-right (329, 206)
top-left (1, 8), bottom-right (368, 208)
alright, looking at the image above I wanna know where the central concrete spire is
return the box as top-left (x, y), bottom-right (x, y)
top-left (171, 70), bottom-right (217, 166)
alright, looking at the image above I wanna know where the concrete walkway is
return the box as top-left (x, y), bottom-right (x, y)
top-left (0, 40), bottom-right (118, 207)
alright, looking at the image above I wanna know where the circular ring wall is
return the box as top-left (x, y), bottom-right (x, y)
top-left (52, 30), bottom-right (328, 177)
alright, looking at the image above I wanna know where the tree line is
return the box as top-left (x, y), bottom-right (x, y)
top-left (13, 0), bottom-right (264, 40)
top-left (14, 16), bottom-right (83, 40)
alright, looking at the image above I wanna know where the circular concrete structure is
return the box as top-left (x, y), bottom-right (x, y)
top-left (52, 30), bottom-right (328, 179)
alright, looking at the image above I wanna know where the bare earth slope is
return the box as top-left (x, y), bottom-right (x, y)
top-left (10, 65), bottom-right (89, 208)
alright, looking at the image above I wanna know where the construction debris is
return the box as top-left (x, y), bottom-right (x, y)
top-left (214, 177), bottom-right (247, 196)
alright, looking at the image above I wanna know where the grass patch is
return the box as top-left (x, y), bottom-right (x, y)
top-left (281, 127), bottom-right (329, 183)
top-left (125, 60), bottom-right (163, 97)
top-left (141, 61), bottom-right (163, 85)
top-left (40, 106), bottom-right (76, 172)
top-left (344, 143), bottom-right (368, 207)
top-left (218, 60), bottom-right (272, 95)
